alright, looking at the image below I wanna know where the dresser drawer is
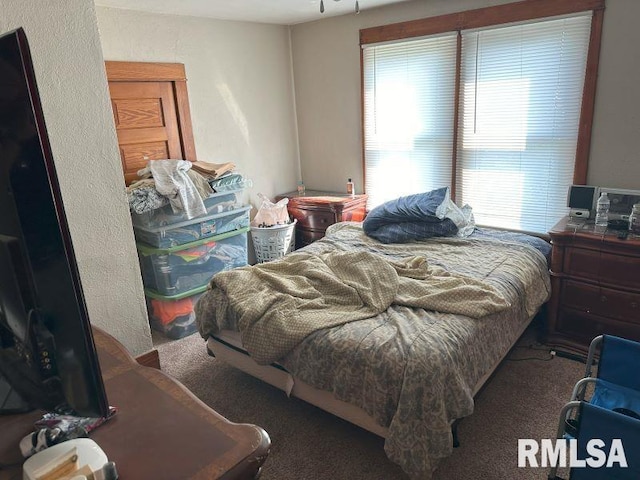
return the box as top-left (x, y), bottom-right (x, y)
top-left (557, 307), bottom-right (640, 345)
top-left (563, 247), bottom-right (640, 290)
top-left (562, 280), bottom-right (640, 323)
top-left (288, 207), bottom-right (336, 231)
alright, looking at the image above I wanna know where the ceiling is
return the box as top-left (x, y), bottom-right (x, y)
top-left (94, 0), bottom-right (411, 25)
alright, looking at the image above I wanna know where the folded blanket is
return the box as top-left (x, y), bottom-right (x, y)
top-left (208, 173), bottom-right (247, 192)
top-left (199, 249), bottom-right (510, 365)
top-left (191, 161), bottom-right (236, 179)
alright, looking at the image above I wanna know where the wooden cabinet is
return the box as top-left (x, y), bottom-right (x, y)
top-left (546, 217), bottom-right (640, 356)
top-left (275, 191), bottom-right (368, 248)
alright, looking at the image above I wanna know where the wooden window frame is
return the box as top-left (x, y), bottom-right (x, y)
top-left (105, 61), bottom-right (197, 162)
top-left (359, 0), bottom-right (605, 194)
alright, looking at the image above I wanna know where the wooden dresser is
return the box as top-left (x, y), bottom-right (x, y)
top-left (275, 191), bottom-right (368, 248)
top-left (546, 217), bottom-right (640, 356)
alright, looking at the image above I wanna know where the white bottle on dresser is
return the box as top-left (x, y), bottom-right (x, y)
top-left (595, 192), bottom-right (610, 227)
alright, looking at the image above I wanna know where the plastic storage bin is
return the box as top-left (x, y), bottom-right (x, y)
top-left (145, 286), bottom-right (207, 339)
top-left (131, 190), bottom-right (242, 229)
top-left (133, 205), bottom-right (251, 249)
top-left (137, 228), bottom-right (249, 296)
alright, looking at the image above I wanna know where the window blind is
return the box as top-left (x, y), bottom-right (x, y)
top-left (456, 15), bottom-right (592, 233)
top-left (363, 33), bottom-right (457, 209)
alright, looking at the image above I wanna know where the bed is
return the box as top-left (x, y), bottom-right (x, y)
top-left (194, 221), bottom-right (551, 478)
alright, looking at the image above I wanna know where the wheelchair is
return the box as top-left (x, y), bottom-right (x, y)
top-left (548, 335), bottom-right (640, 479)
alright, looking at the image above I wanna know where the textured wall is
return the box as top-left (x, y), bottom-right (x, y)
top-left (291, 0), bottom-right (640, 193)
top-left (96, 7), bottom-right (301, 210)
top-left (0, 0), bottom-right (152, 355)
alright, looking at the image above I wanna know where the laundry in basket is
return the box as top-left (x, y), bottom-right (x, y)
top-left (250, 193), bottom-right (295, 262)
top-left (251, 193), bottom-right (291, 227)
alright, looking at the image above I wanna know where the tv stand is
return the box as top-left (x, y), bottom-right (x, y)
top-left (0, 327), bottom-right (270, 479)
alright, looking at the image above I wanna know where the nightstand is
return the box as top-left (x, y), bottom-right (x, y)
top-left (546, 217), bottom-right (640, 356)
top-left (275, 190), bottom-right (368, 248)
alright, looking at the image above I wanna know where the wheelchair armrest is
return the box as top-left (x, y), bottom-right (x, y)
top-left (584, 335), bottom-right (603, 378)
top-left (570, 377), bottom-right (596, 402)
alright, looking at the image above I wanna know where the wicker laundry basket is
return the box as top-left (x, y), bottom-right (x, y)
top-left (250, 220), bottom-right (296, 263)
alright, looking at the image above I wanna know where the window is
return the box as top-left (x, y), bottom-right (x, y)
top-left (363, 34), bottom-right (457, 208)
top-left (361, 0), bottom-right (604, 233)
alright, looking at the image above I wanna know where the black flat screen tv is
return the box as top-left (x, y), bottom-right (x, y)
top-left (0, 27), bottom-right (109, 418)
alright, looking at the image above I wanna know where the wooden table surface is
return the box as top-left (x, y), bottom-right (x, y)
top-left (0, 328), bottom-right (270, 480)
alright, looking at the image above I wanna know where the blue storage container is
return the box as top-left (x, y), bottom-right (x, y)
top-left (137, 228), bottom-right (249, 296)
top-left (131, 190), bottom-right (242, 229)
top-left (133, 205), bottom-right (251, 249)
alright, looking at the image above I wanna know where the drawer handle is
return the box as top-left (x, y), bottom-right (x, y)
top-left (600, 295), bottom-right (607, 303)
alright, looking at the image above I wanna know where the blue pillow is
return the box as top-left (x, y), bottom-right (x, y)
top-left (363, 188), bottom-right (458, 244)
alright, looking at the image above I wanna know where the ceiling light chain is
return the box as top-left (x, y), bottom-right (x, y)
top-left (320, 0), bottom-right (361, 14)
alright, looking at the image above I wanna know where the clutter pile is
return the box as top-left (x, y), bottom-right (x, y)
top-left (128, 159), bottom-right (252, 339)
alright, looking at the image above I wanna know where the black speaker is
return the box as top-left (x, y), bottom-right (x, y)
top-left (567, 185), bottom-right (597, 218)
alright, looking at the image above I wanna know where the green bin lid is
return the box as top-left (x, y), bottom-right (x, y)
top-left (136, 226), bottom-right (249, 255)
top-left (144, 284), bottom-right (210, 301)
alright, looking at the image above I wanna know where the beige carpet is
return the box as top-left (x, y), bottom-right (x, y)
top-left (154, 325), bottom-right (584, 479)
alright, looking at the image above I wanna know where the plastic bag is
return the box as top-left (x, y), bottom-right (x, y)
top-left (251, 193), bottom-right (291, 227)
top-left (137, 159), bottom-right (206, 219)
top-left (435, 187), bottom-right (476, 237)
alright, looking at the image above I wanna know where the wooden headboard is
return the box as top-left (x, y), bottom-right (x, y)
top-left (105, 61), bottom-right (197, 184)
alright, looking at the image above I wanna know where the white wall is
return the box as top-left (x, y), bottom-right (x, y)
top-left (587, 0), bottom-right (640, 188)
top-left (95, 7), bottom-right (301, 209)
top-left (291, 0), bottom-right (640, 193)
top-left (0, 0), bottom-right (152, 356)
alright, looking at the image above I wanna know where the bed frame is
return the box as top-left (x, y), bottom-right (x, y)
top-left (206, 310), bottom-right (536, 439)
